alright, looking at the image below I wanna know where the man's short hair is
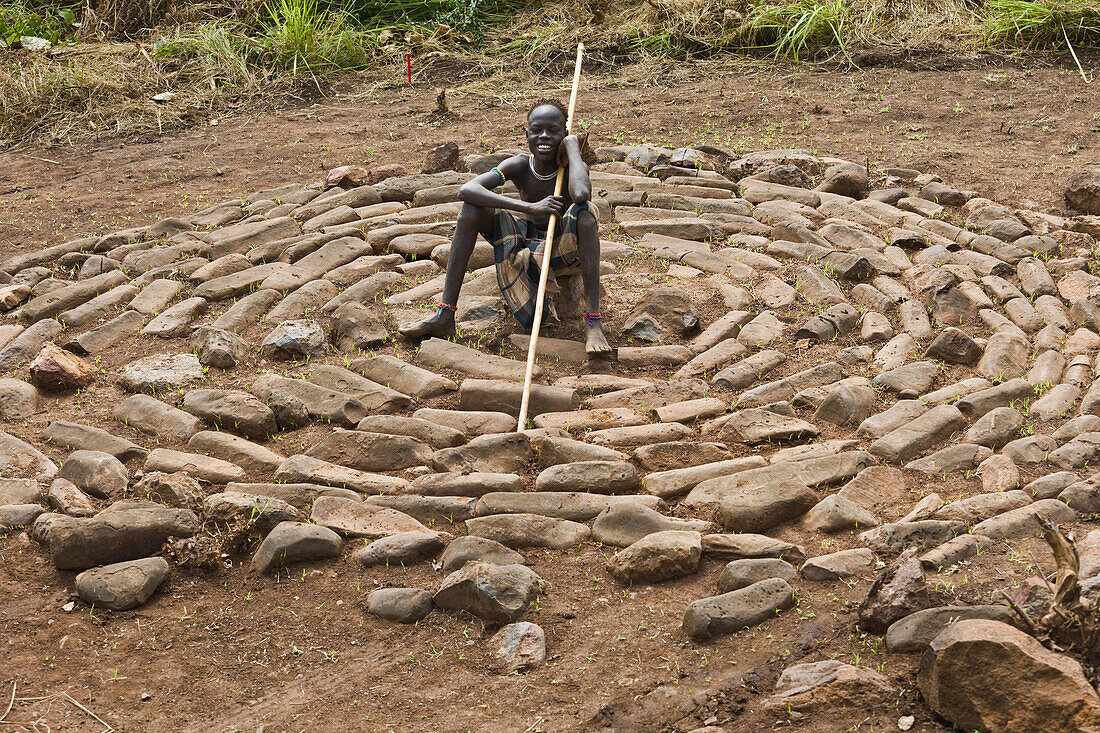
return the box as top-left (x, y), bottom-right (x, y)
top-left (527, 98), bottom-right (568, 123)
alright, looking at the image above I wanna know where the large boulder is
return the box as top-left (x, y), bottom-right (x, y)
top-left (919, 619), bottom-right (1100, 732)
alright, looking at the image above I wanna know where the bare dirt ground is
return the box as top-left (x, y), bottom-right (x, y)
top-left (0, 54), bottom-right (1098, 733)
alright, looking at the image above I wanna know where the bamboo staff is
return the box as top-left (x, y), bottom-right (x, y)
top-left (517, 42), bottom-right (584, 432)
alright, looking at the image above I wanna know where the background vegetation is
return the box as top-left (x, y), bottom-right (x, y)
top-left (0, 0), bottom-right (1098, 147)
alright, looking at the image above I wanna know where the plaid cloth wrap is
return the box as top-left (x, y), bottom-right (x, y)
top-left (491, 202), bottom-right (596, 329)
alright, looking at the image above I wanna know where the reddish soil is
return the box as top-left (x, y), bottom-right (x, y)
top-left (0, 55), bottom-right (1097, 732)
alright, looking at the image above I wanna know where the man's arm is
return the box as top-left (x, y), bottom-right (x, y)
top-left (561, 135), bottom-right (591, 204)
top-left (458, 156), bottom-right (536, 214)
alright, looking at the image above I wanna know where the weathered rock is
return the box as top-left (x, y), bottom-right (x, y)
top-left (48, 506), bottom-right (199, 570)
top-left (608, 530), bottom-right (702, 584)
top-left (860, 520), bottom-right (961, 554)
top-left (118, 353), bottom-right (203, 393)
top-left (58, 450), bottom-right (127, 498)
top-left (74, 557), bottom-right (170, 610)
top-left (433, 562), bottom-right (543, 623)
top-left (261, 319), bottom-right (327, 360)
top-left (433, 432), bottom-right (532, 474)
top-left (592, 502), bottom-right (709, 547)
top-left (253, 373), bottom-right (367, 428)
top-left (717, 478), bottom-right (817, 532)
top-left (488, 622), bottom-right (546, 674)
top-left (48, 477), bottom-right (96, 516)
top-left (367, 588), bottom-right (433, 624)
top-left (114, 395), bottom-right (201, 442)
top-left (142, 297), bottom-right (208, 337)
top-left (355, 531), bottom-right (444, 566)
top-left (1065, 165), bottom-right (1100, 214)
top-left (182, 389), bottom-right (277, 440)
top-left (971, 499), bottom-right (1076, 540)
top-left (763, 660), bottom-right (895, 713)
top-left (145, 448), bottom-right (246, 484)
top-left (252, 521), bottom-right (342, 573)
top-left (801, 548), bottom-right (875, 581)
top-left (440, 536), bottom-right (526, 572)
top-left (683, 578), bottom-right (795, 641)
top-left (885, 605), bottom-right (1018, 653)
top-left (190, 326), bottom-right (249, 369)
top-left (29, 343), bottom-right (96, 391)
top-left (350, 354), bottom-right (457, 399)
top-left (274, 454), bottom-right (408, 494)
top-left (534, 461), bottom-right (639, 494)
top-left (919, 619), bottom-right (1100, 733)
top-left (906, 443), bottom-right (992, 475)
top-left (858, 549), bottom-right (930, 634)
top-left (309, 495), bottom-right (428, 539)
top-left (802, 494), bottom-right (878, 533)
top-left (459, 379), bottom-right (578, 419)
top-left (813, 384), bottom-right (876, 427)
top-left (0, 378), bottom-right (37, 420)
top-left (466, 513), bottom-right (590, 549)
top-left (717, 558), bottom-right (797, 592)
top-left (720, 408), bottom-right (820, 444)
top-left (869, 404), bottom-right (966, 463)
top-left (43, 421), bottom-right (146, 462)
top-left (133, 472), bottom-right (204, 510)
top-left (414, 408), bottom-right (514, 437)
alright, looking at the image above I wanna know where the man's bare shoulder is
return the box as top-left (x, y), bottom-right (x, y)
top-left (497, 154), bottom-right (529, 176)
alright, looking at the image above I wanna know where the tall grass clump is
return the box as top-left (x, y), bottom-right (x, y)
top-left (257, 0), bottom-right (379, 72)
top-left (986, 0), bottom-right (1100, 48)
top-left (746, 0), bottom-right (849, 60)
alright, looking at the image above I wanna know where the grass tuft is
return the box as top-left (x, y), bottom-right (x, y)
top-left (746, 0), bottom-right (849, 60)
top-left (985, 0), bottom-right (1100, 49)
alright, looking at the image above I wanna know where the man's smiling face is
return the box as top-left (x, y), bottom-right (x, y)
top-left (526, 105), bottom-right (567, 165)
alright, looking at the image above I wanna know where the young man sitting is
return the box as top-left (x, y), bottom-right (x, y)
top-left (398, 98), bottom-right (611, 355)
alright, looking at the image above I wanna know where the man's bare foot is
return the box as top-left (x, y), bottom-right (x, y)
top-left (585, 321), bottom-right (613, 356)
top-left (398, 310), bottom-right (456, 340)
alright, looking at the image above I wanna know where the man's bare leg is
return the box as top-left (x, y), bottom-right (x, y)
top-left (577, 209), bottom-right (612, 355)
top-left (398, 203), bottom-right (492, 339)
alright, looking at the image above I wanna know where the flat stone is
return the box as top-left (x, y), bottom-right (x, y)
top-left (458, 379), bottom-right (578, 419)
top-left (47, 477), bottom-right (96, 516)
top-left (253, 373), bottom-right (367, 428)
top-left (432, 433), bottom-right (532, 474)
top-left (720, 408), bottom-right (819, 444)
top-left (591, 502), bottom-right (709, 547)
top-left (801, 548), bottom-right (875, 581)
top-left (367, 588), bottom-right (433, 624)
top-left (309, 495), bottom-right (429, 539)
top-left (355, 531), bottom-right (444, 566)
top-left (534, 461), bottom-right (639, 494)
top-left (74, 557), bottom-right (170, 610)
top-left (118, 353), bottom-right (203, 393)
top-left (274, 455), bottom-right (408, 494)
top-left (413, 408), bottom-right (513, 437)
top-left (465, 513), bottom-right (590, 549)
top-left (717, 557), bottom-right (797, 592)
top-left (683, 578), bottom-right (795, 641)
top-left (870, 404), bottom-right (966, 463)
top-left (204, 491), bottom-right (300, 532)
top-left (145, 448), bottom-right (246, 484)
top-left (306, 429), bottom-right (432, 472)
top-left (872, 361), bottom-right (939, 397)
top-left (906, 443), bottom-right (992, 474)
top-left (836, 466), bottom-right (908, 510)
top-left (971, 499), bottom-right (1076, 540)
top-left (860, 520), bottom-right (962, 554)
top-left (474, 492), bottom-right (662, 522)
top-left (43, 421), bottom-right (147, 462)
top-left (0, 504), bottom-right (45, 528)
top-left (886, 605), bottom-right (1018, 653)
top-left (187, 431), bottom-right (284, 474)
top-left (252, 521), bottom-right (342, 573)
top-left (716, 478), bottom-right (817, 532)
top-left (417, 337), bottom-right (541, 382)
top-left (142, 297), bottom-right (208, 337)
top-left (350, 354), bottom-right (457, 399)
top-left (701, 533), bottom-right (806, 563)
top-left (47, 505), bottom-right (199, 570)
top-left (802, 494), bottom-right (878, 533)
top-left (64, 310), bottom-right (144, 356)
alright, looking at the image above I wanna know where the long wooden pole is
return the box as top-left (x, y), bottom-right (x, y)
top-left (517, 42), bottom-right (584, 432)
